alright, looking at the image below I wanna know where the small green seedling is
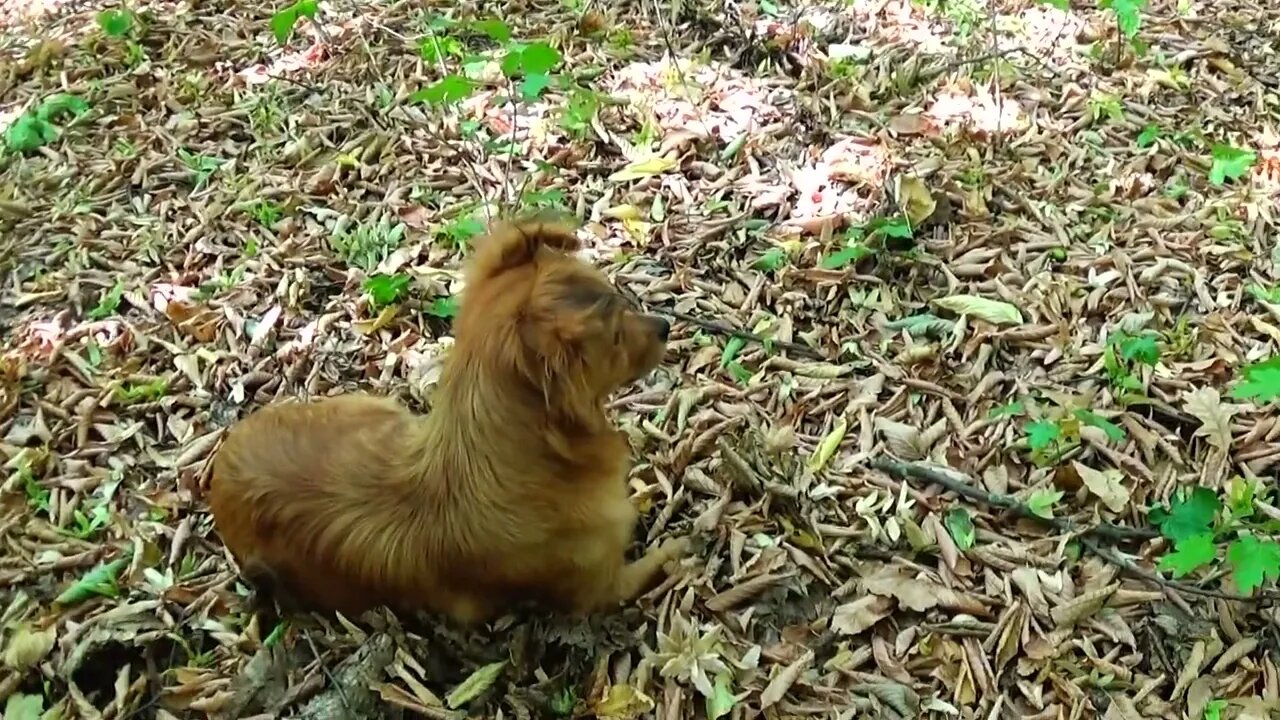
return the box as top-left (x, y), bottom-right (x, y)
top-left (364, 273), bottom-right (413, 309)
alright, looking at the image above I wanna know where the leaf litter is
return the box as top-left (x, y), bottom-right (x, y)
top-left (3, 0), bottom-right (1280, 717)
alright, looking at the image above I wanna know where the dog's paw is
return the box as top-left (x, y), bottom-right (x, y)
top-left (658, 537), bottom-right (692, 562)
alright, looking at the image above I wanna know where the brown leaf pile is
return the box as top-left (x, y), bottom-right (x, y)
top-left (3, 0), bottom-right (1280, 717)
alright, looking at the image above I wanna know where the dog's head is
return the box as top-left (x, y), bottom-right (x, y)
top-left (453, 217), bottom-right (669, 405)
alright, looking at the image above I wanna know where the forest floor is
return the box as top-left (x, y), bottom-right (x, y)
top-left (3, 0), bottom-right (1280, 718)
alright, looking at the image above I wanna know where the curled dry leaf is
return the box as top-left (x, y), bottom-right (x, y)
top-left (1071, 461), bottom-right (1131, 513)
top-left (831, 595), bottom-right (895, 635)
top-left (1182, 387), bottom-right (1236, 453)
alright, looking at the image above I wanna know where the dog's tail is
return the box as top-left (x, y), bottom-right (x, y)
top-left (466, 215), bottom-right (582, 282)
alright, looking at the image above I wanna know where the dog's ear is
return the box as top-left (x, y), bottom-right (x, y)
top-left (467, 217), bottom-right (582, 283)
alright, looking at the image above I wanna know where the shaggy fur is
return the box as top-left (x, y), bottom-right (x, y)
top-left (207, 218), bottom-right (688, 623)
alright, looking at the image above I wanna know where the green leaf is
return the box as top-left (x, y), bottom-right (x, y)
top-left (55, 554), bottom-right (130, 605)
top-left (446, 660), bottom-right (507, 709)
top-left (411, 75), bottom-right (478, 106)
top-left (720, 336), bottom-right (746, 368)
top-left (1101, 0), bottom-right (1145, 38)
top-left (1136, 123), bottom-right (1160, 148)
top-left (363, 273), bottom-right (412, 308)
top-left (819, 243), bottom-right (875, 270)
top-left (419, 35), bottom-right (464, 62)
top-left (882, 313), bottom-right (955, 339)
top-left (4, 116), bottom-right (51, 153)
top-left (519, 41), bottom-right (562, 75)
top-left (1227, 535), bottom-right (1280, 595)
top-left (264, 621), bottom-right (288, 647)
top-left (89, 280), bottom-right (125, 320)
top-left (271, 6), bottom-right (300, 44)
top-left (1027, 488), bottom-right (1064, 519)
top-left (1073, 409), bottom-right (1127, 442)
top-left (1157, 532), bottom-right (1217, 578)
top-left (1203, 699), bottom-right (1228, 720)
top-left (1025, 420), bottom-right (1061, 452)
top-left (97, 8), bottom-right (134, 37)
top-left (520, 72), bottom-right (553, 100)
top-left (441, 216), bottom-right (486, 246)
top-left (1247, 283), bottom-right (1280, 305)
top-left (944, 508), bottom-right (976, 551)
top-left (1116, 332), bottom-right (1160, 365)
top-left (931, 294), bottom-right (1024, 326)
top-left (1229, 356), bottom-right (1280, 403)
top-left (502, 41), bottom-right (562, 78)
top-left (705, 675), bottom-right (737, 720)
top-left (1153, 487), bottom-right (1220, 543)
top-left (753, 247), bottom-right (787, 271)
top-left (1208, 144), bottom-right (1256, 186)
top-left (726, 361), bottom-right (753, 385)
top-left (470, 18), bottom-right (512, 42)
top-left (426, 296), bottom-right (459, 319)
top-left (1035, 0), bottom-right (1069, 8)
top-left (4, 693), bottom-right (44, 720)
top-left (868, 214), bottom-right (913, 239)
top-left (988, 401), bottom-right (1025, 420)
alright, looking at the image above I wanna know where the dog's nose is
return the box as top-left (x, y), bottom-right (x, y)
top-left (654, 317), bottom-right (671, 341)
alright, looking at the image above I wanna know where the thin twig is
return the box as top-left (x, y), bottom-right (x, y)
top-left (868, 457), bottom-right (1278, 603)
top-left (660, 308), bottom-right (828, 360)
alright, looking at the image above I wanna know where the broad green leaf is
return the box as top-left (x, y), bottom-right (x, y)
top-left (446, 660), bottom-right (507, 709)
top-left (520, 72), bottom-right (553, 100)
top-left (419, 35), bottom-right (463, 62)
top-left (1073, 409), bottom-right (1126, 442)
top-left (944, 508), bottom-right (976, 551)
top-left (517, 41), bottom-right (562, 75)
top-left (89, 280), bottom-right (125, 320)
top-left (55, 554), bottom-right (129, 605)
top-left (988, 401), bottom-right (1025, 420)
top-left (5, 116), bottom-right (52, 153)
top-left (882, 313), bottom-right (955, 339)
top-left (1116, 332), bottom-right (1160, 365)
top-left (753, 247), bottom-right (787, 271)
top-left (1247, 284), bottom-right (1280, 304)
top-left (97, 8), bottom-right (133, 37)
top-left (1227, 535), bottom-right (1280, 595)
top-left (1025, 420), bottom-right (1061, 452)
top-left (264, 621), bottom-right (288, 647)
top-left (363, 273), bottom-right (412, 308)
top-left (1027, 488), bottom-right (1063, 519)
top-left (470, 18), bottom-right (512, 42)
top-left (1208, 144), bottom-right (1256, 186)
top-left (1204, 699), bottom-right (1228, 720)
top-left (426, 296), bottom-right (459, 319)
top-left (1101, 0), bottom-right (1145, 38)
top-left (1229, 356), bottom-right (1280, 403)
top-left (1136, 123), bottom-right (1160, 148)
top-left (1157, 532), bottom-right (1216, 578)
top-left (705, 675), bottom-right (737, 719)
top-left (411, 75), bottom-right (478, 106)
top-left (868, 214), bottom-right (913, 239)
top-left (720, 336), bottom-right (746, 368)
top-left (271, 6), bottom-right (300, 44)
top-left (36, 93), bottom-right (89, 123)
top-left (1152, 486), bottom-right (1220, 543)
top-left (931, 294), bottom-right (1024, 326)
top-left (4, 693), bottom-right (44, 720)
top-left (808, 417), bottom-right (847, 472)
top-left (819, 243), bottom-right (875, 270)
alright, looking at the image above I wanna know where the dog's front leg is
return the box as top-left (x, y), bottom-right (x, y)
top-left (610, 537), bottom-right (690, 603)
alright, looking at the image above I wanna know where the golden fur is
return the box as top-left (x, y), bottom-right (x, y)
top-left (206, 218), bottom-right (687, 623)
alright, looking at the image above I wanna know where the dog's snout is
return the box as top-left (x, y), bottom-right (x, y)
top-left (653, 316), bottom-right (670, 341)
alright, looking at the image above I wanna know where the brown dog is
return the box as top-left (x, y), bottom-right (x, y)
top-left (207, 218), bottom-right (688, 623)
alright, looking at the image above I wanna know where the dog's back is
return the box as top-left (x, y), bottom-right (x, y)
top-left (209, 394), bottom-right (433, 613)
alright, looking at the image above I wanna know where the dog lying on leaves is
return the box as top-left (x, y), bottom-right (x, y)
top-left (207, 218), bottom-right (689, 623)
